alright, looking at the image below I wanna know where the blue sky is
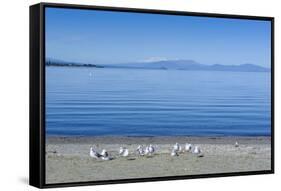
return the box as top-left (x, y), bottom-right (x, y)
top-left (46, 7), bottom-right (271, 67)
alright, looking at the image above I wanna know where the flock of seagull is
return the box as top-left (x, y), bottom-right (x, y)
top-left (89, 141), bottom-right (237, 161)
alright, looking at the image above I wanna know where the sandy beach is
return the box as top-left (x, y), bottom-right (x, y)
top-left (46, 136), bottom-right (271, 184)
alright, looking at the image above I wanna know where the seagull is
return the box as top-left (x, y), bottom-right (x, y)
top-left (148, 144), bottom-right (155, 154)
top-left (144, 144), bottom-right (155, 156)
top-left (137, 145), bottom-right (145, 156)
top-left (144, 146), bottom-right (150, 155)
top-left (100, 149), bottom-right (112, 160)
top-left (192, 146), bottom-right (204, 157)
top-left (171, 149), bottom-right (179, 157)
top-left (235, 141), bottom-right (239, 147)
top-left (119, 147), bottom-right (129, 157)
top-left (101, 149), bottom-right (108, 157)
top-left (185, 143), bottom-right (193, 152)
top-left (119, 147), bottom-right (125, 155)
top-left (179, 145), bottom-right (182, 153)
top-left (122, 148), bottom-right (129, 157)
top-left (173, 143), bottom-right (182, 152)
top-left (90, 147), bottom-right (101, 159)
top-left (192, 146), bottom-right (201, 154)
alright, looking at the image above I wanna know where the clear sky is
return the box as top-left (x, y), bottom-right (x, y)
top-left (45, 7), bottom-right (271, 67)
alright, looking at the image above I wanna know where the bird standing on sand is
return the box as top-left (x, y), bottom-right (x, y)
top-left (144, 146), bottom-right (150, 155)
top-left (171, 149), bottom-right (179, 157)
top-left (101, 149), bottom-right (107, 157)
top-left (148, 144), bottom-right (155, 154)
top-left (119, 147), bottom-right (125, 155)
top-left (185, 143), bottom-right (193, 152)
top-left (100, 149), bottom-right (112, 160)
top-left (90, 147), bottom-right (101, 159)
top-left (192, 146), bottom-right (204, 157)
top-left (144, 145), bottom-right (155, 156)
top-left (173, 143), bottom-right (182, 153)
top-left (192, 146), bottom-right (201, 154)
top-left (119, 147), bottom-right (129, 157)
top-left (235, 141), bottom-right (239, 147)
top-left (179, 145), bottom-right (182, 153)
top-left (173, 143), bottom-right (179, 151)
top-left (137, 145), bottom-right (145, 156)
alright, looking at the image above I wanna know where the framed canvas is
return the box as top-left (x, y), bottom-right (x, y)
top-left (30, 2), bottom-right (274, 188)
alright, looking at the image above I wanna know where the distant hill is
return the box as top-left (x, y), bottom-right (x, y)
top-left (46, 58), bottom-right (269, 72)
top-left (46, 58), bottom-right (103, 68)
top-left (103, 60), bottom-right (270, 72)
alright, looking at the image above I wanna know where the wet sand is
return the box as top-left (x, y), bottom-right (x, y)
top-left (46, 136), bottom-right (271, 184)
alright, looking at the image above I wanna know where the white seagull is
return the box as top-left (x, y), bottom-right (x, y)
top-left (137, 145), bottom-right (145, 156)
top-left (235, 141), bottom-right (239, 147)
top-left (171, 149), bottom-right (179, 157)
top-left (119, 147), bottom-right (129, 157)
top-left (173, 143), bottom-right (182, 152)
top-left (179, 145), bottom-right (182, 153)
top-left (90, 147), bottom-right (101, 159)
top-left (144, 145), bottom-right (155, 156)
top-left (192, 146), bottom-right (201, 154)
top-left (192, 146), bottom-right (204, 157)
top-left (100, 149), bottom-right (112, 160)
top-left (148, 144), bottom-right (155, 155)
top-left (144, 146), bottom-right (150, 155)
top-left (185, 143), bottom-right (193, 152)
top-left (119, 147), bottom-right (125, 155)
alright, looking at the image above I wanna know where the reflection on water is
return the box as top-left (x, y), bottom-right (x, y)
top-left (46, 67), bottom-right (271, 136)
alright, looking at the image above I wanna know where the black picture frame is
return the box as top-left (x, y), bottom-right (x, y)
top-left (30, 2), bottom-right (275, 188)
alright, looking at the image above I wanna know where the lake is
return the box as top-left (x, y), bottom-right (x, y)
top-left (46, 67), bottom-right (271, 136)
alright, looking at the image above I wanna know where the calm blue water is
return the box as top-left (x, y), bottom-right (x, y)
top-left (46, 67), bottom-right (271, 136)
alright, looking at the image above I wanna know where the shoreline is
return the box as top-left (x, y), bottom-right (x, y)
top-left (46, 135), bottom-right (271, 144)
top-left (46, 135), bottom-right (271, 184)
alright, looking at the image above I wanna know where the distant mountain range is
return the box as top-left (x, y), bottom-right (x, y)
top-left (103, 59), bottom-right (270, 72)
top-left (46, 58), bottom-right (269, 72)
